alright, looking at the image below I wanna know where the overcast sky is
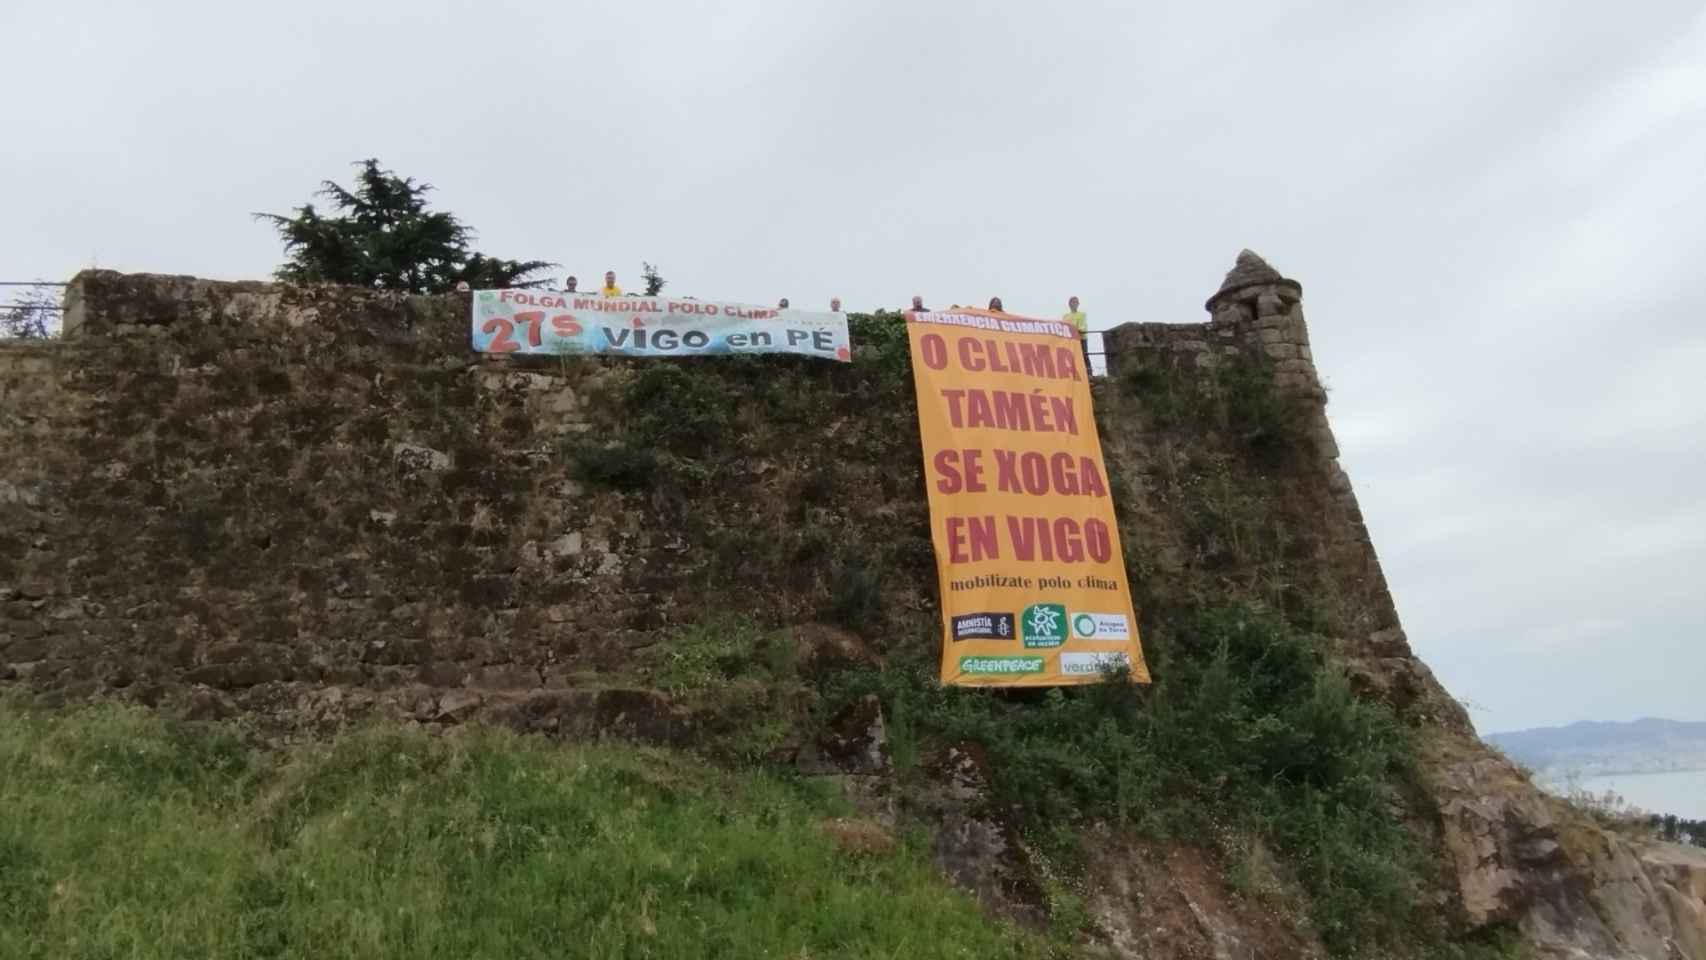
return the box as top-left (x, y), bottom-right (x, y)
top-left (4, 1), bottom-right (1702, 733)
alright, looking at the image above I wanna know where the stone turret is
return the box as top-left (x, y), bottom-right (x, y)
top-left (1105, 250), bottom-right (1312, 389)
top-left (1204, 249), bottom-right (1318, 397)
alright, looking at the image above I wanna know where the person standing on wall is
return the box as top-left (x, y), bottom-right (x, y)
top-left (1063, 296), bottom-right (1091, 376)
top-left (987, 297), bottom-right (1004, 312)
top-left (565, 275), bottom-right (579, 293)
top-left (601, 271), bottom-right (621, 297)
top-left (830, 297), bottom-right (842, 312)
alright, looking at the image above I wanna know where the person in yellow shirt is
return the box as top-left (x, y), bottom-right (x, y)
top-left (601, 271), bottom-right (621, 297)
top-left (1063, 296), bottom-right (1090, 376)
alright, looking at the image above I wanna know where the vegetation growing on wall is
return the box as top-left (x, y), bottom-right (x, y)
top-left (816, 606), bottom-right (1459, 956)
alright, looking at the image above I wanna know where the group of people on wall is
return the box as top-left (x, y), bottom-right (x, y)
top-left (457, 269), bottom-right (1098, 373)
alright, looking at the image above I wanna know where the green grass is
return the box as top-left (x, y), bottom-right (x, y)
top-left (0, 700), bottom-right (1056, 960)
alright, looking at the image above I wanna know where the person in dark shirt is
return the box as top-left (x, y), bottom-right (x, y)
top-left (565, 276), bottom-right (578, 292)
top-left (911, 295), bottom-right (926, 311)
top-left (987, 297), bottom-right (1004, 312)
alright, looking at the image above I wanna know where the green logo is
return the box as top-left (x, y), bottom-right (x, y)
top-left (1072, 613), bottom-right (1096, 637)
top-left (1022, 603), bottom-right (1067, 648)
top-left (959, 656), bottom-right (1045, 675)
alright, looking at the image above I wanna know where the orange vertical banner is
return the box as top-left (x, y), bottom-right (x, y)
top-left (906, 308), bottom-right (1149, 686)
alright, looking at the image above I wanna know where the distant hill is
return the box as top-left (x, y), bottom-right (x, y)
top-left (1486, 718), bottom-right (1706, 777)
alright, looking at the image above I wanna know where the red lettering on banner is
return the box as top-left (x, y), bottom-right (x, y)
top-left (1007, 515), bottom-right (1051, 561)
top-left (940, 389), bottom-right (1078, 436)
top-left (1056, 347), bottom-right (1083, 382)
top-left (932, 449), bottom-right (988, 493)
top-left (482, 317), bottom-right (518, 353)
top-left (1053, 517), bottom-right (1086, 562)
top-left (550, 315), bottom-right (582, 336)
top-left (513, 311), bottom-right (545, 347)
top-left (1028, 393), bottom-right (1053, 432)
top-left (1049, 396), bottom-right (1078, 435)
top-left (921, 334), bottom-right (948, 369)
top-left (1084, 518), bottom-right (1113, 563)
top-left (994, 449), bottom-right (1019, 491)
top-left (991, 391), bottom-right (1028, 431)
top-left (1005, 516), bottom-right (1103, 564)
top-left (1016, 342), bottom-right (1055, 379)
top-left (722, 305), bottom-right (779, 319)
top-left (957, 338), bottom-right (984, 372)
top-left (1020, 453), bottom-right (1047, 494)
top-left (499, 292), bottom-right (568, 309)
top-left (965, 390), bottom-right (995, 428)
top-left (952, 336), bottom-right (1083, 383)
top-left (947, 515), bottom-right (999, 563)
top-left (989, 450), bottom-right (1106, 497)
top-left (942, 389), bottom-right (964, 427)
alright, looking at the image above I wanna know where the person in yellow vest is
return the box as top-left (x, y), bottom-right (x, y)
top-left (1064, 296), bottom-right (1090, 376)
top-left (601, 271), bottom-right (621, 297)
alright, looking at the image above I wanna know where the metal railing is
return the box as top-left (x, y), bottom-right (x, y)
top-left (1, 281), bottom-right (67, 311)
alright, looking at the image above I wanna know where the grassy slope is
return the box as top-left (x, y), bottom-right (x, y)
top-left (0, 701), bottom-right (1054, 960)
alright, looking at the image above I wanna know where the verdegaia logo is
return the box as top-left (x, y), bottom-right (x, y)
top-left (1021, 603), bottom-right (1066, 648)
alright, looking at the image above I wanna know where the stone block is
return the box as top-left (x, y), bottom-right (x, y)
top-left (4, 634), bottom-right (49, 661)
top-left (469, 663), bottom-right (540, 691)
top-left (1211, 302), bottom-right (1253, 325)
top-left (184, 662), bottom-right (282, 689)
top-left (392, 442), bottom-right (450, 474)
top-left (1263, 343), bottom-right (1298, 360)
top-left (418, 661), bottom-right (468, 688)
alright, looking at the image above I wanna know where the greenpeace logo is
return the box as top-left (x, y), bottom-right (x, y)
top-left (959, 656), bottom-right (1044, 676)
top-left (1060, 652), bottom-right (1131, 676)
top-left (951, 611), bottom-right (1014, 642)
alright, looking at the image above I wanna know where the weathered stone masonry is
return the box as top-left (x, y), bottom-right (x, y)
top-left (3, 258), bottom-right (1703, 959)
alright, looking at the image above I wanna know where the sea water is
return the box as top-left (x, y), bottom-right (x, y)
top-left (1565, 769), bottom-right (1706, 819)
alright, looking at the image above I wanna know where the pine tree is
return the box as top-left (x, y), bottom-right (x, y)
top-left (255, 159), bottom-right (553, 294)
